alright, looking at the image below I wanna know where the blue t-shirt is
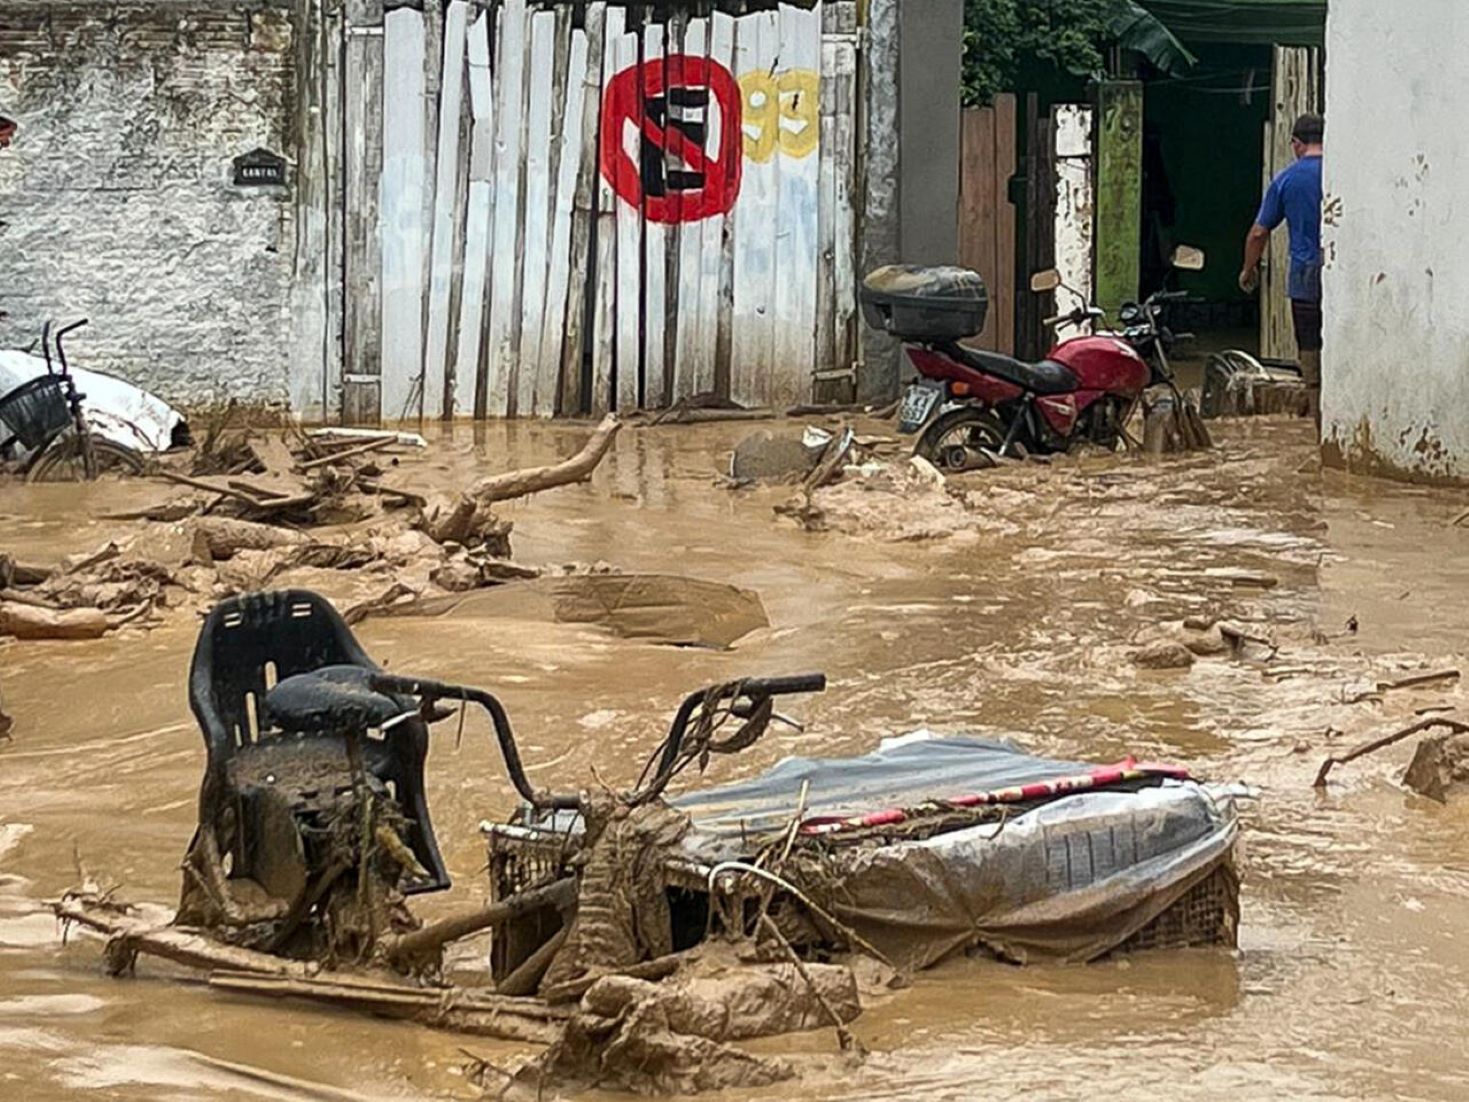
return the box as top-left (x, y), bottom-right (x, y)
top-left (1257, 155), bottom-right (1323, 302)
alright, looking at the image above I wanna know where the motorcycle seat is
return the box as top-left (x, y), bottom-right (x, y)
top-left (950, 345), bottom-right (1078, 395)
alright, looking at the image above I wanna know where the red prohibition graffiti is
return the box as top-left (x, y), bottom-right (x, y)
top-left (600, 55), bottom-right (742, 224)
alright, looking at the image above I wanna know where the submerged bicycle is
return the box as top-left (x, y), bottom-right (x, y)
top-left (0, 319), bottom-right (146, 482)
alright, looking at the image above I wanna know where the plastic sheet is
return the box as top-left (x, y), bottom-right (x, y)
top-left (674, 734), bottom-right (1238, 968)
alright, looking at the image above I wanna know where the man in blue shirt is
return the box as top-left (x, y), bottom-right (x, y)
top-left (1240, 113), bottom-right (1324, 426)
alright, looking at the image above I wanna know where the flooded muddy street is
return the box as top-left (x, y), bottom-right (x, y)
top-left (4, 418), bottom-right (1469, 1101)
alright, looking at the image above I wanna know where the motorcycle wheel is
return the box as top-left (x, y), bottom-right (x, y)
top-left (915, 407), bottom-right (1009, 473)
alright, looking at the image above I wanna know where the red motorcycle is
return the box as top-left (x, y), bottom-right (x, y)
top-left (861, 249), bottom-right (1205, 471)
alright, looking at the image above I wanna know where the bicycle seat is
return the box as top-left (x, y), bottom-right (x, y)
top-left (264, 664), bottom-right (408, 734)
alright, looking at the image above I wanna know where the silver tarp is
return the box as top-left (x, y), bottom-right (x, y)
top-left (673, 734), bottom-right (1239, 968)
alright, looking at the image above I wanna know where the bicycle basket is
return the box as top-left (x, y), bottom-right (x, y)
top-left (0, 376), bottom-right (71, 451)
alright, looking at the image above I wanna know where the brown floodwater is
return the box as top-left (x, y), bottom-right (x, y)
top-left (4, 417), bottom-right (1469, 1101)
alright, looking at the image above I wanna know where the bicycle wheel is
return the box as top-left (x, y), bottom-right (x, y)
top-left (26, 433), bottom-right (144, 483)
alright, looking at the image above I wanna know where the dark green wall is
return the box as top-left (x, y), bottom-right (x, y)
top-left (1141, 45), bottom-right (1272, 302)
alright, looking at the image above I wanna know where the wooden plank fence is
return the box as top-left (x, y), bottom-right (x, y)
top-left (1261, 45), bottom-right (1322, 363)
top-left (344, 0), bottom-right (860, 423)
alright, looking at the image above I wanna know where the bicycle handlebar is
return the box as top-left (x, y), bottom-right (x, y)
top-left (651, 674), bottom-right (826, 787)
top-left (369, 671), bottom-right (826, 812)
top-left (368, 672), bottom-right (580, 811)
top-left (739, 674), bottom-right (827, 697)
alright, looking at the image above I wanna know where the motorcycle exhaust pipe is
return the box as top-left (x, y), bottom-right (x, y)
top-left (940, 444), bottom-right (997, 472)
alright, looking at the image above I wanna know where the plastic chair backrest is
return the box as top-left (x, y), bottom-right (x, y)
top-left (189, 589), bottom-right (450, 893)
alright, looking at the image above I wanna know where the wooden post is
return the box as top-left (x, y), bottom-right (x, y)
top-left (380, 2), bottom-right (429, 425)
top-left (1093, 79), bottom-right (1143, 320)
top-left (591, 5), bottom-right (627, 416)
top-left (642, 20), bottom-right (668, 409)
top-left (710, 9), bottom-right (738, 401)
top-left (484, 0), bottom-right (528, 418)
top-left (730, 8), bottom-right (780, 408)
top-left (453, 10), bottom-right (494, 419)
top-left (671, 15), bottom-right (708, 402)
top-left (288, 0), bottom-right (338, 420)
top-left (612, 28), bottom-right (642, 412)
top-left (1016, 94), bottom-right (1056, 362)
top-left (343, 0), bottom-right (386, 425)
top-left (816, 2), bottom-right (857, 399)
top-left (515, 10), bottom-right (558, 417)
top-left (771, 1), bottom-right (822, 410)
top-left (539, 26), bottom-right (591, 417)
top-left (423, 0), bottom-right (469, 421)
top-left (560, 3), bottom-right (607, 417)
top-left (659, 9), bottom-right (687, 409)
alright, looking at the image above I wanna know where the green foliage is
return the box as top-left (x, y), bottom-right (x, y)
top-left (963, 0), bottom-right (1114, 106)
top-left (962, 1), bottom-right (1196, 106)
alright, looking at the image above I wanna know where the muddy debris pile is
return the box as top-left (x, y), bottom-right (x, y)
top-left (0, 417), bottom-right (623, 642)
top-left (727, 422), bottom-right (981, 541)
top-left (49, 585), bottom-right (1247, 1097)
top-left (0, 543), bottom-right (186, 640)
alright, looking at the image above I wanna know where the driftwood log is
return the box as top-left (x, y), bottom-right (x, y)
top-left (56, 892), bottom-right (318, 977)
top-left (56, 892), bottom-right (568, 1044)
top-left (420, 416), bottom-right (621, 547)
top-left (190, 517), bottom-right (307, 561)
top-left (466, 414), bottom-right (621, 506)
top-left (0, 602), bottom-right (109, 640)
top-left (209, 971), bottom-right (569, 1044)
top-left (1314, 716), bottom-right (1469, 788)
top-left (383, 877), bottom-right (577, 967)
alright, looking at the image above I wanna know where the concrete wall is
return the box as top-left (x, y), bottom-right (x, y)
top-left (897, 0), bottom-right (961, 266)
top-left (1322, 0), bottom-right (1469, 482)
top-left (0, 1), bottom-right (301, 409)
top-left (858, 0), bottom-right (963, 402)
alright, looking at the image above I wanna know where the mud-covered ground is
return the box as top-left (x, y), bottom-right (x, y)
top-left (3, 417), bottom-right (1469, 1101)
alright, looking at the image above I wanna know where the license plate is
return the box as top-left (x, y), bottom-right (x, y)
top-left (898, 382), bottom-right (943, 433)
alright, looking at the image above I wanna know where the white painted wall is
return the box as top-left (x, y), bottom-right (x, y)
top-left (1323, 0), bottom-right (1469, 481)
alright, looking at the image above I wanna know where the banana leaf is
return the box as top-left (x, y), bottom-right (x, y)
top-left (1135, 0), bottom-right (1327, 47)
top-left (1108, 1), bottom-right (1198, 74)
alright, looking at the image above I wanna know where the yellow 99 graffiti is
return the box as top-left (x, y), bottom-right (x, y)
top-left (738, 68), bottom-right (820, 163)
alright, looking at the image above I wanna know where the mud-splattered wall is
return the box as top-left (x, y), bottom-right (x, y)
top-left (1322, 0), bottom-right (1469, 483)
top-left (0, 1), bottom-right (300, 408)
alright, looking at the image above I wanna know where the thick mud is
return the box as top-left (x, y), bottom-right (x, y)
top-left (4, 418), bottom-right (1469, 1100)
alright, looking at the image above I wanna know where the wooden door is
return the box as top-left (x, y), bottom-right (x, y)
top-left (1260, 46), bottom-right (1322, 362)
top-left (1015, 94), bottom-right (1056, 361)
top-left (958, 95), bottom-right (1017, 354)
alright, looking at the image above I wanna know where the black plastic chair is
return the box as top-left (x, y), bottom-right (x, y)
top-left (188, 589), bottom-right (450, 895)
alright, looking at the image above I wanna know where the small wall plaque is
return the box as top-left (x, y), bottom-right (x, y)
top-left (233, 147), bottom-right (287, 187)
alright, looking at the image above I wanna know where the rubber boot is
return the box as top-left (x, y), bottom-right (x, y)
top-left (1299, 350), bottom-right (1322, 435)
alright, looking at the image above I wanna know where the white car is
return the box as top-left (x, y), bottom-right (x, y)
top-left (0, 349), bottom-right (190, 459)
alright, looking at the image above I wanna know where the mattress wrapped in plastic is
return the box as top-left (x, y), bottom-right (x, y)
top-left (673, 734), bottom-right (1239, 968)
